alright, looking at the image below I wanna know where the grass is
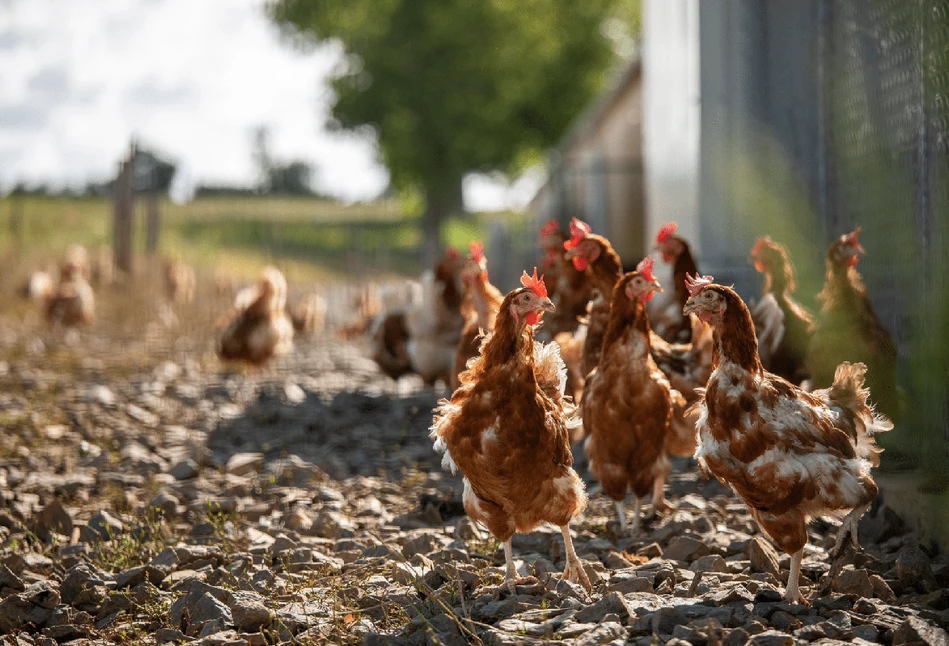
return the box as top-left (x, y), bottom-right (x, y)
top-left (0, 195), bottom-right (529, 283)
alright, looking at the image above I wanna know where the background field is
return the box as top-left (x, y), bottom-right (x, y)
top-left (0, 195), bottom-right (523, 284)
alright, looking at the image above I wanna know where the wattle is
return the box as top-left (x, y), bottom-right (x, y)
top-left (572, 257), bottom-right (589, 271)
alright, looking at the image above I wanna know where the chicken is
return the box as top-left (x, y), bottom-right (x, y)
top-left (562, 218), bottom-right (624, 378)
top-left (652, 222), bottom-right (700, 343)
top-left (451, 241), bottom-right (503, 390)
top-left (217, 266), bottom-right (294, 366)
top-left (19, 269), bottom-right (54, 304)
top-left (806, 227), bottom-right (900, 422)
top-left (643, 306), bottom-right (714, 458)
top-left (163, 258), bottom-right (197, 305)
top-left (683, 273), bottom-right (893, 603)
top-left (405, 248), bottom-right (466, 385)
top-left (289, 292), bottom-right (327, 337)
top-left (582, 257), bottom-right (674, 534)
top-left (748, 236), bottom-right (815, 384)
top-left (46, 260), bottom-right (95, 327)
top-left (431, 269), bottom-right (591, 593)
top-left (539, 220), bottom-right (593, 340)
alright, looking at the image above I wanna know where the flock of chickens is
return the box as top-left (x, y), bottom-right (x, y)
top-left (421, 219), bottom-right (896, 602)
top-left (17, 220), bottom-right (901, 604)
top-left (18, 246), bottom-right (325, 364)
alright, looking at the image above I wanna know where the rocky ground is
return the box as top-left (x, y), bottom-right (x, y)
top-left (0, 296), bottom-right (948, 646)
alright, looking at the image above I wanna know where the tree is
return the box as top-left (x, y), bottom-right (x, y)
top-left (270, 0), bottom-right (636, 267)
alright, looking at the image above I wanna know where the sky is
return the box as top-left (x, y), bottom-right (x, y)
top-left (0, 0), bottom-right (539, 209)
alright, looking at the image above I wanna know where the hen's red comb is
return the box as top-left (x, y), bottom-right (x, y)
top-left (563, 218), bottom-right (591, 251)
top-left (540, 219), bottom-right (559, 237)
top-left (845, 226), bottom-right (862, 245)
top-left (445, 247), bottom-right (460, 261)
top-left (520, 267), bottom-right (547, 298)
top-left (750, 236), bottom-right (771, 257)
top-left (469, 240), bottom-right (484, 262)
top-left (636, 256), bottom-right (656, 282)
top-left (656, 222), bottom-right (678, 244)
top-left (685, 273), bottom-right (715, 298)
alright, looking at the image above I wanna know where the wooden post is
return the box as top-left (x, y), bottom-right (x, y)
top-left (9, 193), bottom-right (23, 254)
top-left (113, 143), bottom-right (136, 275)
top-left (145, 193), bottom-right (159, 255)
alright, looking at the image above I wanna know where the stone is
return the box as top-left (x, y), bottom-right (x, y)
top-left (312, 510), bottom-right (355, 539)
top-left (892, 616), bottom-right (949, 646)
top-left (149, 491), bottom-right (182, 518)
top-left (607, 571), bottom-right (653, 594)
top-left (574, 622), bottom-right (627, 646)
top-left (748, 630), bottom-right (794, 646)
top-left (227, 591), bottom-right (273, 631)
top-left (0, 564), bottom-right (25, 593)
top-left (36, 498), bottom-right (73, 540)
top-left (59, 563), bottom-right (109, 605)
top-left (868, 574), bottom-right (896, 602)
top-left (747, 536), bottom-right (781, 578)
top-left (402, 533), bottom-right (441, 559)
top-left (224, 453), bottom-right (263, 476)
top-left (455, 518), bottom-right (483, 541)
top-left (832, 568), bottom-right (874, 599)
top-left (664, 536), bottom-right (710, 562)
top-left (82, 510), bottom-right (124, 542)
top-left (188, 592), bottom-right (233, 635)
top-left (170, 459), bottom-right (200, 481)
top-left (575, 591), bottom-right (632, 624)
top-left (691, 554), bottom-right (730, 573)
top-left (896, 545), bottom-right (939, 593)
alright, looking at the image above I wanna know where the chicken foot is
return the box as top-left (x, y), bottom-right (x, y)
top-left (560, 525), bottom-right (592, 590)
top-left (501, 539), bottom-right (538, 594)
top-left (616, 497), bottom-right (643, 536)
top-left (784, 550), bottom-right (805, 603)
top-left (830, 501), bottom-right (871, 559)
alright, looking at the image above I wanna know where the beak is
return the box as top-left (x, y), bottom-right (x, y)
top-left (540, 297), bottom-right (555, 313)
top-left (682, 297), bottom-right (698, 316)
top-left (563, 247), bottom-right (577, 260)
top-left (652, 281), bottom-right (664, 294)
top-left (853, 242), bottom-right (866, 255)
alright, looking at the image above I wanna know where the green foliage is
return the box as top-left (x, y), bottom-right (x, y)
top-left (269, 0), bottom-right (639, 201)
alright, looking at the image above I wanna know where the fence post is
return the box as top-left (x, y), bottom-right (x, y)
top-left (9, 193), bottom-right (23, 254)
top-left (145, 193), bottom-right (160, 255)
top-left (113, 143), bottom-right (136, 275)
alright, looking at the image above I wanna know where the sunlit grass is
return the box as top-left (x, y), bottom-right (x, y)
top-left (0, 195), bottom-right (530, 281)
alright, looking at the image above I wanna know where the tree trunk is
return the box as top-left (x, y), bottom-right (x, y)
top-left (421, 181), bottom-right (462, 269)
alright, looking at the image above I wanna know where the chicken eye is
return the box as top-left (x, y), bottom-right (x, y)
top-left (522, 294), bottom-right (530, 302)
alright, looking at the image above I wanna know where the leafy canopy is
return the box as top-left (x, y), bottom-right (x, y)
top-left (269, 0), bottom-right (636, 199)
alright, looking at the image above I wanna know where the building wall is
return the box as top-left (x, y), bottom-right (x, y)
top-left (561, 75), bottom-right (644, 261)
top-left (530, 62), bottom-right (645, 266)
top-left (643, 0), bottom-right (701, 256)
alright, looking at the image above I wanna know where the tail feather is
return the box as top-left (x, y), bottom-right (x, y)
top-left (826, 361), bottom-right (893, 466)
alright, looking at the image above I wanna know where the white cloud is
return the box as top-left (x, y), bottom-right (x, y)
top-left (0, 0), bottom-right (389, 201)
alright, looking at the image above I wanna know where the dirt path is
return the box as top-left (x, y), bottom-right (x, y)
top-left (0, 312), bottom-right (946, 645)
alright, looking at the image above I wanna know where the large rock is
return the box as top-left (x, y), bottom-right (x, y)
top-left (224, 453), bottom-right (263, 476)
top-left (747, 537), bottom-right (781, 577)
top-left (36, 498), bottom-right (73, 540)
top-left (575, 592), bottom-right (632, 624)
top-left (81, 510), bottom-right (124, 542)
top-left (892, 617), bottom-right (949, 646)
top-left (896, 545), bottom-right (939, 593)
top-left (664, 536), bottom-right (710, 563)
top-left (228, 591), bottom-right (273, 631)
top-left (833, 568), bottom-right (874, 599)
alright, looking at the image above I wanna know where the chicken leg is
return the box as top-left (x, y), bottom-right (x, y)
top-left (830, 501), bottom-right (870, 558)
top-left (784, 550), bottom-right (805, 603)
top-left (501, 539), bottom-right (538, 594)
top-left (560, 525), bottom-right (592, 590)
top-left (652, 466), bottom-right (673, 514)
top-left (615, 497), bottom-right (643, 535)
